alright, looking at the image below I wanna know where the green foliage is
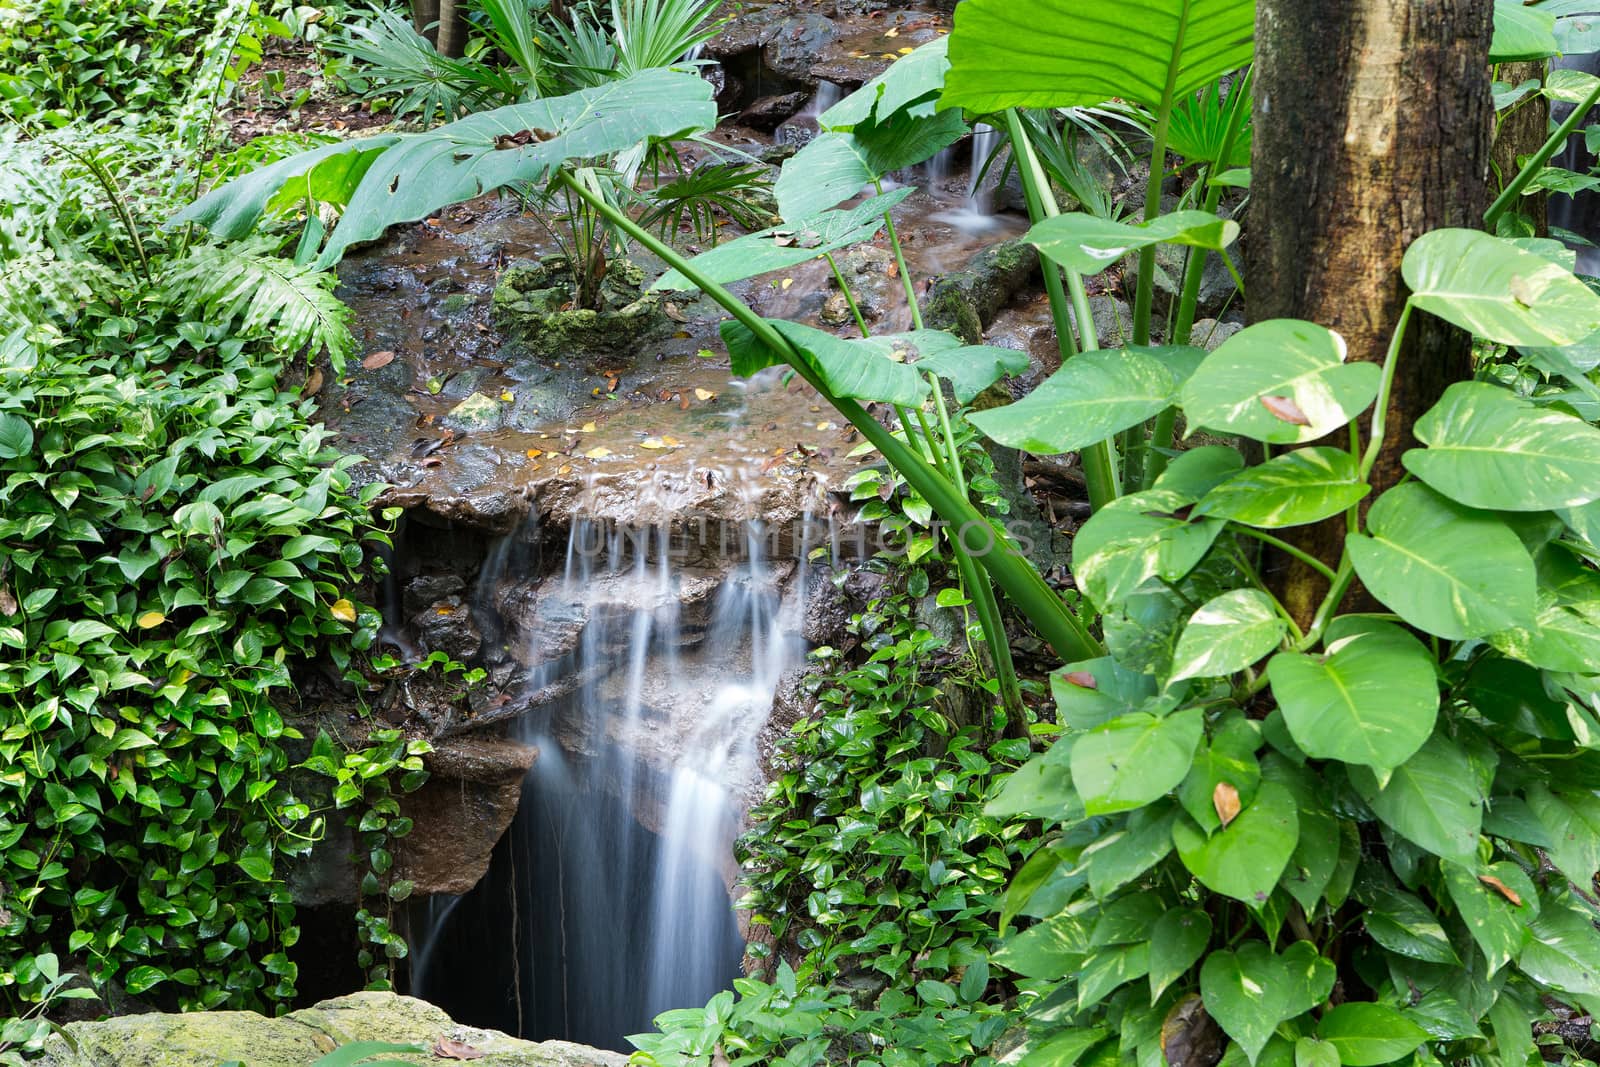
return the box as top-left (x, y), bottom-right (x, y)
top-left (0, 0), bottom-right (224, 126)
top-left (0, 953), bottom-right (98, 1063)
top-left (632, 584), bottom-right (1032, 1067)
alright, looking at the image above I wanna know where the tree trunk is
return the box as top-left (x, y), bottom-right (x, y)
top-left (1492, 60), bottom-right (1550, 235)
top-left (1248, 0), bottom-right (1495, 625)
top-left (411, 0), bottom-right (469, 57)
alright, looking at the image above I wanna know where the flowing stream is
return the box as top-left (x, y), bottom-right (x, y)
top-left (410, 498), bottom-right (812, 1050)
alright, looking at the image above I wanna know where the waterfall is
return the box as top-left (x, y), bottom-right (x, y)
top-left (411, 497), bottom-right (815, 1051)
top-left (776, 81), bottom-right (844, 146)
top-left (967, 122), bottom-right (1001, 207)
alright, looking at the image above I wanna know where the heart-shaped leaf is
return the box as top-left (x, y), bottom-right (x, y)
top-left (1404, 381), bottom-right (1600, 511)
top-left (1492, 0), bottom-right (1561, 60)
top-left (1200, 941), bottom-right (1322, 1065)
top-left (1071, 708), bottom-right (1203, 816)
top-left (1180, 320), bottom-right (1380, 444)
top-left (1027, 211), bottom-right (1240, 276)
top-left (1317, 1004), bottom-right (1429, 1067)
top-left (1149, 907), bottom-right (1212, 1000)
top-left (1178, 713), bottom-right (1262, 833)
top-left (1266, 618), bottom-right (1438, 772)
top-left (1174, 779), bottom-right (1299, 906)
top-left (1526, 784), bottom-right (1600, 889)
top-left (1170, 589), bottom-right (1287, 682)
top-left (1195, 447), bottom-right (1370, 528)
top-left (969, 347), bottom-right (1181, 454)
top-left (914, 342), bottom-right (1031, 404)
top-left (1403, 228), bottom-right (1600, 347)
top-left (1071, 489), bottom-right (1226, 611)
top-left (1520, 897), bottom-right (1600, 996)
top-left (720, 319), bottom-right (938, 405)
top-left (1488, 547), bottom-right (1600, 672)
top-left (1441, 859), bottom-right (1535, 975)
top-left (1349, 734), bottom-right (1483, 862)
top-left (775, 110), bottom-right (967, 220)
top-left (1050, 656), bottom-right (1159, 730)
top-left (1345, 482), bottom-right (1537, 640)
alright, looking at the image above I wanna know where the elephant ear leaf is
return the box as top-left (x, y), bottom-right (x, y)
top-left (170, 69), bottom-right (718, 268)
top-left (940, 0), bottom-right (1255, 115)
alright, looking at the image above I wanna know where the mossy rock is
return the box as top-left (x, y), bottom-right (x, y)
top-left (36, 991), bottom-right (627, 1067)
top-left (490, 255), bottom-right (672, 360)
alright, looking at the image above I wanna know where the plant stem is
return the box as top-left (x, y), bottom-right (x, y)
top-left (555, 170), bottom-right (1101, 661)
top-left (876, 180), bottom-right (924, 331)
top-left (1294, 556), bottom-right (1356, 653)
top-left (1132, 4), bottom-right (1192, 350)
top-left (1485, 78), bottom-right (1600, 229)
top-left (1233, 527), bottom-right (1338, 585)
top-left (825, 252), bottom-right (871, 338)
top-left (1360, 300), bottom-right (1414, 479)
top-left (1006, 108), bottom-right (1120, 510)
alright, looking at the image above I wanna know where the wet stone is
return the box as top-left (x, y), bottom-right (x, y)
top-left (443, 392), bottom-right (504, 433)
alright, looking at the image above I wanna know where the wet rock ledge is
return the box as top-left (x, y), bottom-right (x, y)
top-left (36, 991), bottom-right (626, 1067)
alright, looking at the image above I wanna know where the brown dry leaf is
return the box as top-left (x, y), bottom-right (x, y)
top-left (330, 599), bottom-right (357, 623)
top-left (362, 350), bottom-right (396, 371)
top-left (694, 388), bottom-right (717, 401)
top-left (301, 367), bottom-right (324, 397)
top-left (678, 393), bottom-right (691, 411)
top-left (432, 1036), bottom-right (487, 1061)
top-left (608, 377), bottom-right (620, 393)
top-left (1063, 671), bottom-right (1097, 690)
top-left (1213, 782), bottom-right (1242, 829)
top-left (664, 302), bottom-right (688, 323)
top-left (0, 587), bottom-right (14, 616)
top-left (1260, 394), bottom-right (1310, 426)
top-left (1479, 874), bottom-right (1524, 907)
top-left (136, 611), bottom-right (165, 629)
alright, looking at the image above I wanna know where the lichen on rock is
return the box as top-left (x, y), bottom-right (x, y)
top-left (490, 255), bottom-right (672, 361)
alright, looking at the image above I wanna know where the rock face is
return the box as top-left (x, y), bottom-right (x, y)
top-left (491, 256), bottom-right (671, 361)
top-left (36, 991), bottom-right (627, 1067)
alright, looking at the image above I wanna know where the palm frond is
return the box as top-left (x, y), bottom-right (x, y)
top-left (611, 0), bottom-right (725, 76)
top-left (0, 248), bottom-right (125, 333)
top-left (164, 240), bottom-right (355, 370)
top-left (641, 162), bottom-right (774, 242)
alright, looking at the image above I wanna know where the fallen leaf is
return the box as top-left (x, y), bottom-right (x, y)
top-left (432, 1036), bottom-right (487, 1060)
top-left (1479, 874), bottom-right (1524, 907)
top-left (694, 388), bottom-right (717, 401)
top-left (585, 446), bottom-right (612, 459)
top-left (664, 302), bottom-right (688, 323)
top-left (526, 448), bottom-right (544, 458)
top-left (330, 599), bottom-right (357, 623)
top-left (1063, 671), bottom-right (1097, 689)
top-left (641, 437), bottom-right (668, 450)
top-left (1213, 782), bottom-right (1241, 828)
top-left (781, 277), bottom-right (794, 290)
top-left (898, 46), bottom-right (914, 53)
top-left (678, 393), bottom-right (691, 410)
top-left (884, 25), bottom-right (899, 36)
top-left (500, 390), bottom-right (514, 402)
top-left (581, 422), bottom-right (597, 433)
top-left (1260, 394), bottom-right (1310, 425)
top-left (558, 464), bottom-right (573, 474)
top-left (362, 350), bottom-right (396, 370)
top-left (302, 367), bottom-right (324, 397)
top-left (696, 348), bottom-right (716, 359)
top-left (136, 611), bottom-right (166, 629)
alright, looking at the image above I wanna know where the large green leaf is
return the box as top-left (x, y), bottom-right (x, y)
top-left (1403, 229), bottom-right (1600, 347)
top-left (1526, 784), bottom-right (1600, 889)
top-left (720, 319), bottom-right (936, 405)
top-left (1170, 589), bottom-right (1285, 682)
top-left (1086, 803), bottom-right (1180, 897)
top-left (651, 189), bottom-right (912, 291)
top-left (1027, 211), bottom-right (1240, 276)
top-left (1519, 897), bottom-right (1600, 997)
top-left (1266, 618), bottom-right (1438, 772)
top-left (1360, 882), bottom-right (1460, 965)
top-left (1194, 447), bottom-right (1370, 528)
top-left (1492, 0), bottom-right (1561, 61)
top-left (821, 37), bottom-right (950, 128)
top-left (1149, 907), bottom-right (1211, 1000)
top-left (1178, 713), bottom-right (1262, 833)
top-left (774, 110), bottom-right (967, 221)
top-left (1173, 779), bottom-right (1299, 906)
top-left (968, 347), bottom-right (1182, 454)
top-left (175, 70), bottom-right (717, 267)
top-left (1200, 943), bottom-right (1298, 1065)
top-left (1180, 320), bottom-right (1381, 444)
top-left (914, 342), bottom-right (1031, 404)
top-left (1050, 656), bottom-right (1159, 730)
top-left (1345, 482), bottom-right (1537, 641)
top-left (1348, 734), bottom-right (1483, 862)
top-left (171, 137), bottom-right (399, 239)
top-left (1316, 1004), bottom-right (1429, 1067)
top-left (1404, 381), bottom-right (1600, 511)
top-left (1488, 547), bottom-right (1600, 672)
top-left (1070, 488), bottom-right (1226, 611)
top-left (1440, 860), bottom-right (1534, 975)
top-left (1070, 708), bottom-right (1203, 816)
top-left (0, 413), bottom-right (34, 460)
top-left (940, 0), bottom-right (1255, 114)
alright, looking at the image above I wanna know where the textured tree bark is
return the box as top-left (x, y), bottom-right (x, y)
top-left (411, 0), bottom-right (469, 57)
top-left (1248, 0), bottom-right (1495, 625)
top-left (1492, 60), bottom-right (1550, 235)
top-left (411, 0), bottom-right (440, 42)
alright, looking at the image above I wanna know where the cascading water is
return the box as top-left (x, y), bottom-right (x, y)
top-left (776, 80), bottom-right (844, 146)
top-left (410, 492), bottom-right (814, 1051)
top-left (935, 123), bottom-right (1005, 236)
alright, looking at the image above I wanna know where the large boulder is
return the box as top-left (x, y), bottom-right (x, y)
top-left (36, 991), bottom-right (627, 1067)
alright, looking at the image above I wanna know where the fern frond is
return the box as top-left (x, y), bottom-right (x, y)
top-left (164, 240), bottom-right (355, 370)
top-left (0, 248), bottom-right (125, 332)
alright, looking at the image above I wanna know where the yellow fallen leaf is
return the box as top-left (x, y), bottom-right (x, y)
top-left (582, 421), bottom-right (597, 432)
top-left (884, 26), bottom-right (899, 36)
top-left (558, 464), bottom-right (573, 474)
top-left (436, 606), bottom-right (455, 615)
top-left (526, 448), bottom-right (544, 458)
top-left (330, 599), bottom-right (357, 623)
top-left (641, 437), bottom-right (667, 450)
top-left (661, 435), bottom-right (680, 446)
top-left (817, 421), bottom-right (835, 431)
top-left (136, 611), bottom-right (166, 629)
top-left (500, 390), bottom-right (514, 402)
top-left (898, 46), bottom-right (914, 54)
top-left (694, 388), bottom-right (716, 401)
top-left (781, 277), bottom-right (794, 290)
top-left (585, 446), bottom-right (612, 459)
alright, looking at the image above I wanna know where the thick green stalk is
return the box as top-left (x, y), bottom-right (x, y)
top-left (555, 171), bottom-right (1100, 661)
top-left (876, 180), bottom-right (925, 331)
top-left (1360, 300), bottom-right (1414, 479)
top-left (1006, 108), bottom-right (1120, 510)
top-left (1486, 78), bottom-right (1600, 229)
top-left (824, 252), bottom-right (871, 339)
